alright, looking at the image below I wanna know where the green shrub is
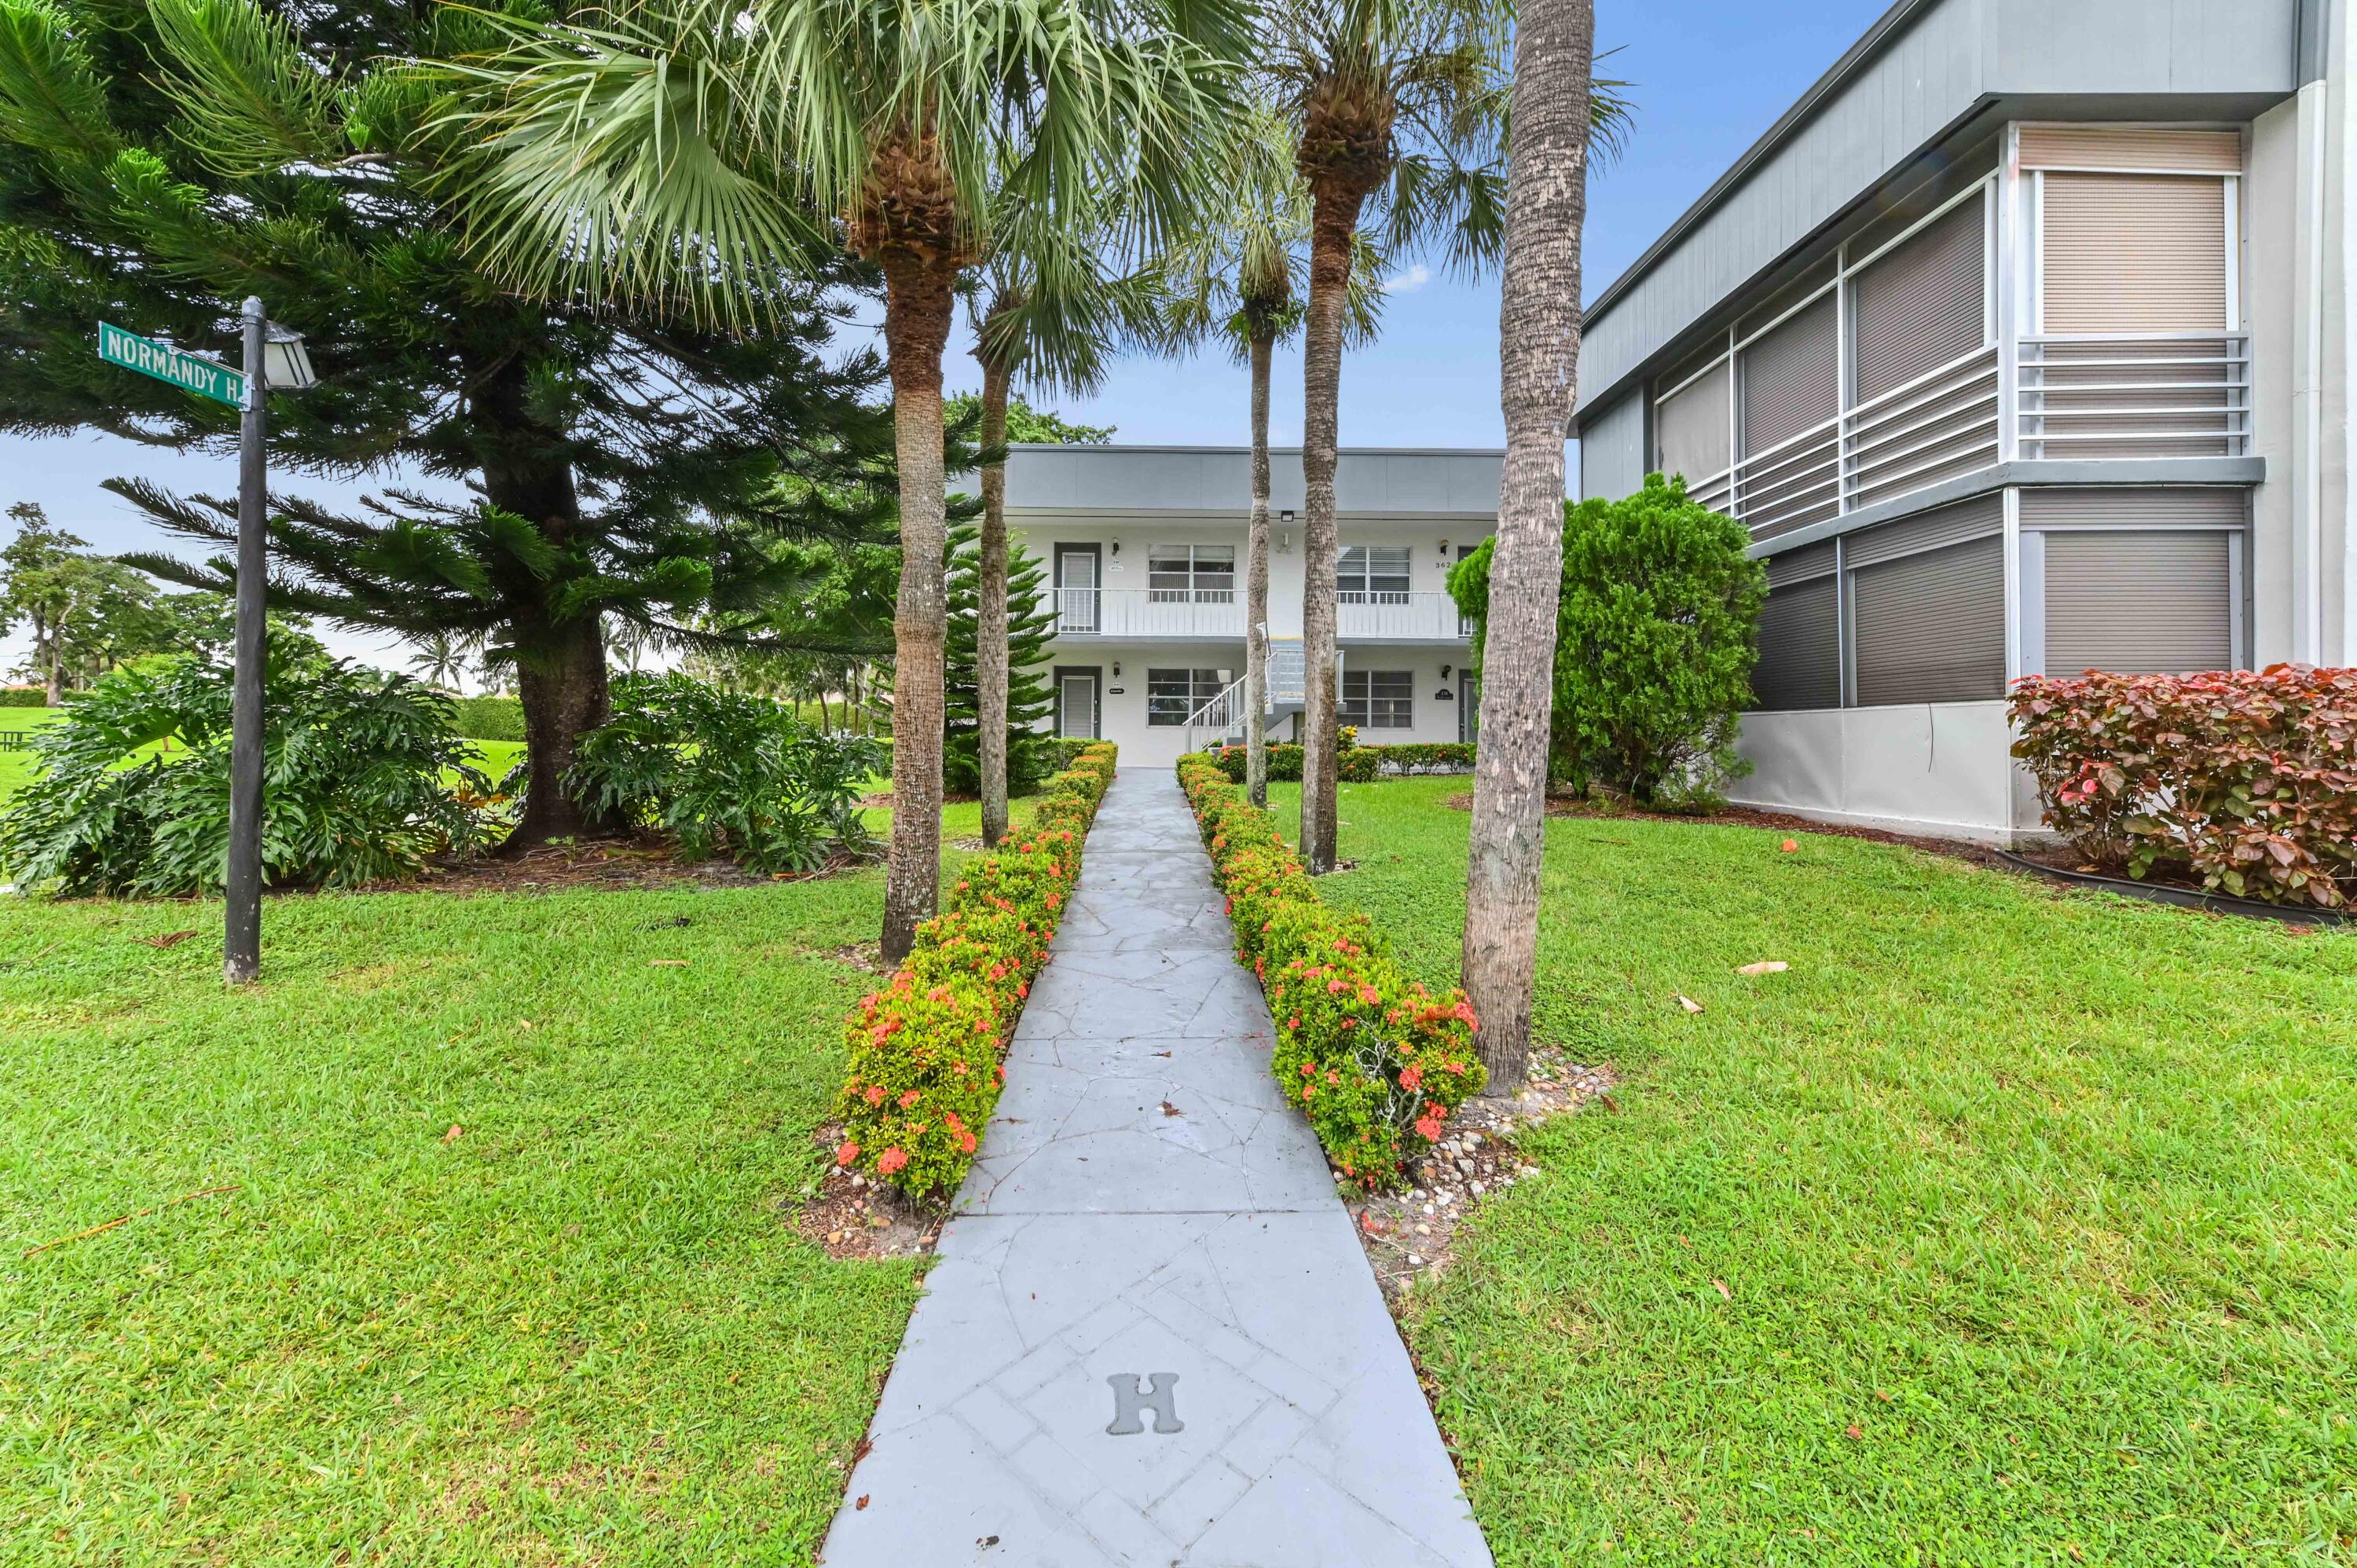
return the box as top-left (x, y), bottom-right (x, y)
top-left (1176, 753), bottom-right (1484, 1188)
top-left (1211, 741), bottom-right (1472, 785)
top-left (0, 687), bottom-right (45, 708)
top-left (0, 643), bottom-right (491, 896)
top-left (1451, 473), bottom-right (1765, 807)
top-left (449, 694), bottom-right (524, 742)
top-left (566, 672), bottom-right (882, 874)
top-left (836, 743), bottom-right (1119, 1196)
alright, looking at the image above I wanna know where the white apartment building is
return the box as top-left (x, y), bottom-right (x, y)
top-left (1574, 0), bottom-right (2355, 841)
top-left (996, 445), bottom-right (1501, 769)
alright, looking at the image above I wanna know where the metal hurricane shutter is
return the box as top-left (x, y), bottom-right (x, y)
top-left (1655, 360), bottom-right (1732, 487)
top-left (1852, 536), bottom-right (2007, 705)
top-left (1741, 294), bottom-right (1839, 452)
top-left (1752, 574), bottom-right (1841, 710)
top-left (1852, 198), bottom-right (1987, 405)
top-left (2040, 173), bottom-right (2228, 332)
top-left (2018, 127), bottom-right (2242, 174)
top-left (2017, 488), bottom-right (2249, 529)
top-left (2044, 531), bottom-right (2234, 676)
top-left (1842, 493), bottom-right (2004, 567)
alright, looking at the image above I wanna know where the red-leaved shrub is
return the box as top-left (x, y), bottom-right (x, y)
top-left (2009, 665), bottom-right (2357, 907)
top-left (836, 742), bottom-right (1117, 1196)
top-left (1176, 753), bottom-right (1484, 1187)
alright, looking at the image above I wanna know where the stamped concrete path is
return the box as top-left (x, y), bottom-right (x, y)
top-left (821, 769), bottom-right (1494, 1567)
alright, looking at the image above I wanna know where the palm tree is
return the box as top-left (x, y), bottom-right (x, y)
top-left (1259, 0), bottom-right (1513, 874)
top-left (1165, 104), bottom-right (1384, 811)
top-left (968, 208), bottom-right (1166, 847)
top-left (1464, 0), bottom-right (1623, 1091)
top-left (406, 630), bottom-right (474, 691)
top-left (442, 0), bottom-right (1241, 960)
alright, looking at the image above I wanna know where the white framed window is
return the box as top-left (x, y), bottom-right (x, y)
top-left (1148, 544), bottom-right (1235, 603)
top-left (1342, 669), bottom-right (1414, 729)
top-left (1336, 546), bottom-right (1412, 603)
top-left (1146, 667), bottom-right (1226, 726)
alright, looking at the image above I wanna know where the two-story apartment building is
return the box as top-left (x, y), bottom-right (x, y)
top-left (1574, 0), bottom-right (2353, 840)
top-left (995, 445), bottom-right (1501, 768)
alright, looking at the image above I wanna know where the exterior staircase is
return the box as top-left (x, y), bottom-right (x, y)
top-left (1182, 637), bottom-right (1322, 753)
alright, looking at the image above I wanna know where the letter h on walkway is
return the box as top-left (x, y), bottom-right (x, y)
top-left (1105, 1373), bottom-right (1184, 1436)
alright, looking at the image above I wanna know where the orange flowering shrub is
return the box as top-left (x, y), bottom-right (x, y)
top-left (836, 742), bottom-right (1116, 1196)
top-left (1176, 753), bottom-right (1484, 1188)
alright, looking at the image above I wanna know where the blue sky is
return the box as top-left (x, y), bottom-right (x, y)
top-left (1, 0), bottom-right (1893, 672)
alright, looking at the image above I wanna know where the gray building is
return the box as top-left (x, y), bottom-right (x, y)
top-left (1574, 0), bottom-right (2351, 839)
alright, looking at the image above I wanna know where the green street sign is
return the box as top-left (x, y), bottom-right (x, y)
top-left (97, 321), bottom-right (244, 407)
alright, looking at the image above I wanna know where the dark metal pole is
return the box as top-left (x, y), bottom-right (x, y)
top-left (225, 297), bottom-right (267, 984)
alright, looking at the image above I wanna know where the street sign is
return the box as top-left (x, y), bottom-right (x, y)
top-left (97, 321), bottom-right (244, 407)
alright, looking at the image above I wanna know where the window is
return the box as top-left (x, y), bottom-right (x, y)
top-left (1336, 546), bottom-right (1411, 603)
top-left (1148, 544), bottom-right (1235, 602)
top-left (1146, 667), bottom-right (1226, 726)
top-left (1342, 669), bottom-right (1414, 729)
top-left (1655, 357), bottom-right (1732, 489)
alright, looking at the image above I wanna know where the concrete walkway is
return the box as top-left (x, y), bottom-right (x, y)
top-left (822, 770), bottom-right (1493, 1567)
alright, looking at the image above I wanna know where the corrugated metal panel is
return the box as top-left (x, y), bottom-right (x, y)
top-left (1655, 360), bottom-right (1732, 485)
top-left (2044, 530), bottom-right (2234, 674)
top-left (1853, 197), bottom-right (1986, 404)
top-left (1842, 493), bottom-right (2004, 567)
top-left (1764, 540), bottom-right (1838, 586)
top-left (2041, 173), bottom-right (2229, 332)
top-left (1752, 575), bottom-right (1842, 710)
top-left (2018, 486), bottom-right (2249, 527)
top-left (1847, 145), bottom-right (2000, 262)
top-left (1576, 391), bottom-right (1649, 501)
top-left (2019, 126), bottom-right (2242, 171)
top-left (1853, 535), bottom-right (2007, 705)
top-left (1742, 294), bottom-right (1840, 454)
top-left (1574, 0), bottom-right (2297, 420)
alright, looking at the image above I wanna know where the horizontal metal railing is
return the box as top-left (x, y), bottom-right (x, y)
top-left (2016, 332), bottom-right (2250, 459)
top-left (1049, 589), bottom-right (1465, 643)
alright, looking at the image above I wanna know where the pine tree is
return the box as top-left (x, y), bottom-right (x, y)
top-left (0, 0), bottom-right (898, 848)
top-left (943, 524), bottom-right (1054, 798)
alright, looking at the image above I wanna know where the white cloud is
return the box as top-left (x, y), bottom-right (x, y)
top-left (1379, 262), bottom-right (1435, 295)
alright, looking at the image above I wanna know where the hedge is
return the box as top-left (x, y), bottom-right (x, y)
top-left (2010, 665), bottom-right (2357, 908)
top-left (834, 742), bottom-right (1119, 1196)
top-left (1209, 740), bottom-right (1474, 784)
top-left (1176, 753), bottom-right (1485, 1188)
top-left (0, 687), bottom-right (45, 708)
top-left (449, 694), bottom-right (524, 742)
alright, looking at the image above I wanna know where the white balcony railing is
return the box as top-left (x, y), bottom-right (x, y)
top-left (1050, 588), bottom-right (1467, 642)
top-left (2017, 332), bottom-right (2250, 459)
top-left (1688, 344), bottom-right (2001, 540)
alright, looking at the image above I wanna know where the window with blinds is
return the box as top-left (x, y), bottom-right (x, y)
top-left (1342, 669), bottom-right (1414, 729)
top-left (2040, 172), bottom-right (2228, 333)
top-left (2042, 530), bottom-right (2235, 676)
top-left (1847, 500), bottom-right (2007, 706)
top-left (1149, 544), bottom-right (1235, 602)
top-left (1146, 668), bottom-right (1226, 726)
top-left (1852, 197), bottom-right (1985, 405)
top-left (1752, 544), bottom-right (1841, 711)
top-left (1737, 295), bottom-right (1840, 534)
top-left (1336, 546), bottom-right (1411, 603)
top-left (1655, 359), bottom-right (1732, 489)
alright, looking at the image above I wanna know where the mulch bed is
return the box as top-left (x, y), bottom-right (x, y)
top-left (1343, 1043), bottom-right (1616, 1303)
top-left (357, 838), bottom-right (875, 897)
top-left (796, 1122), bottom-right (946, 1261)
top-left (1443, 789), bottom-right (2011, 868)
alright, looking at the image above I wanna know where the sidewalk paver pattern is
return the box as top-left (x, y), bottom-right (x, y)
top-left (822, 770), bottom-right (1494, 1566)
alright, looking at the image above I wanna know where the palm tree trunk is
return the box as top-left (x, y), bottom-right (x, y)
top-left (878, 253), bottom-right (960, 964)
top-left (1298, 193), bottom-right (1355, 873)
top-left (1246, 328), bottom-right (1274, 810)
top-left (1462, 0), bottom-right (1593, 1094)
top-left (976, 351), bottom-right (1014, 848)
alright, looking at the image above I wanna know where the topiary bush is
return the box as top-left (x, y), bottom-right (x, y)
top-left (0, 641), bottom-right (492, 896)
top-left (566, 672), bottom-right (882, 873)
top-left (2010, 665), bottom-right (2357, 908)
top-left (0, 687), bottom-right (45, 708)
top-left (835, 742), bottom-right (1119, 1197)
top-left (449, 694), bottom-right (524, 742)
top-left (1452, 473), bottom-right (1765, 808)
top-left (1177, 753), bottom-right (1484, 1188)
top-left (1210, 741), bottom-right (1472, 784)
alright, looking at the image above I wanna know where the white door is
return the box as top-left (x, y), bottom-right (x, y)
top-left (1058, 672), bottom-right (1099, 739)
top-left (1057, 548), bottom-right (1098, 633)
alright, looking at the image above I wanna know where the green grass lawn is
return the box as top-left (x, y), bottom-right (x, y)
top-left (0, 862), bottom-right (961, 1563)
top-left (1276, 777), bottom-right (2357, 1564)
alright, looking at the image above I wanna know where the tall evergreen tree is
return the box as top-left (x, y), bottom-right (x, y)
top-left (943, 522), bottom-right (1054, 799)
top-left (0, 0), bottom-right (899, 848)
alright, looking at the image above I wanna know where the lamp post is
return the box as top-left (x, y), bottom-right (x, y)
top-left (224, 299), bottom-right (315, 985)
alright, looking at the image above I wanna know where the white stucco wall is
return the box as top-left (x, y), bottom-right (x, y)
top-left (1729, 702), bottom-right (2032, 841)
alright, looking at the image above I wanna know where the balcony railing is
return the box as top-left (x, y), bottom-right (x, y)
top-left (2016, 332), bottom-right (2250, 459)
top-left (1688, 344), bottom-right (2002, 540)
top-left (1050, 588), bottom-right (1467, 642)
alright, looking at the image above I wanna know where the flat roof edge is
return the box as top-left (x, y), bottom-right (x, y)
top-left (1008, 444), bottom-right (1507, 456)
